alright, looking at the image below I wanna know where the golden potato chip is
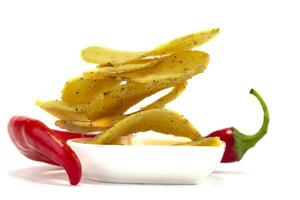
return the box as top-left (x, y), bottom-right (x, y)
top-left (121, 58), bottom-right (160, 65)
top-left (61, 77), bottom-right (120, 104)
top-left (86, 82), bottom-right (168, 120)
top-left (103, 60), bottom-right (159, 74)
top-left (81, 46), bottom-right (147, 65)
top-left (55, 115), bottom-right (126, 132)
top-left (37, 28), bottom-right (218, 140)
top-left (83, 60), bottom-right (159, 79)
top-left (55, 120), bottom-right (104, 133)
top-left (150, 28), bottom-right (220, 55)
top-left (115, 51), bottom-right (209, 84)
top-left (92, 115), bottom-right (127, 127)
top-left (96, 57), bottom-right (160, 67)
top-left (141, 81), bottom-right (187, 110)
top-left (88, 109), bottom-right (201, 144)
top-left (62, 81), bottom-right (186, 130)
top-left (81, 28), bottom-right (219, 65)
top-left (35, 100), bottom-right (88, 120)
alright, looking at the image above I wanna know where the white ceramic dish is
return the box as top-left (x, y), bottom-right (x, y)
top-left (67, 138), bottom-right (225, 184)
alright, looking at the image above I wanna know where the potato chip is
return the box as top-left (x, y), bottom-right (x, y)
top-left (121, 58), bottom-right (160, 65)
top-left (57, 81), bottom-right (186, 131)
top-left (86, 82), bottom-right (168, 120)
top-left (55, 120), bottom-right (104, 133)
top-left (61, 77), bottom-right (120, 104)
top-left (103, 60), bottom-right (159, 74)
top-left (141, 81), bottom-right (187, 110)
top-left (96, 57), bottom-right (160, 67)
top-left (81, 28), bottom-right (219, 65)
top-left (81, 46), bottom-right (147, 65)
top-left (83, 60), bottom-right (159, 79)
top-left (115, 51), bottom-right (209, 84)
top-left (37, 29), bottom-right (218, 139)
top-left (55, 115), bottom-right (126, 132)
top-left (150, 28), bottom-right (220, 55)
top-left (35, 100), bottom-right (88, 120)
top-left (88, 109), bottom-right (201, 144)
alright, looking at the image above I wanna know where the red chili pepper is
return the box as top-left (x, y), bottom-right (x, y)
top-left (7, 116), bottom-right (88, 185)
top-left (52, 129), bottom-right (94, 141)
top-left (207, 89), bottom-right (269, 163)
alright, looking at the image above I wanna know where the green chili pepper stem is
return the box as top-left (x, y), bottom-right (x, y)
top-left (233, 88), bottom-right (270, 160)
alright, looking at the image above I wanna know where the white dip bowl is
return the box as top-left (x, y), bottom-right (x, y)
top-left (67, 138), bottom-right (225, 184)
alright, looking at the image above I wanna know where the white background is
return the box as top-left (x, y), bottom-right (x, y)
top-left (0, 0), bottom-right (299, 199)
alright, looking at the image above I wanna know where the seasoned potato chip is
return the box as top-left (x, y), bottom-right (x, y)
top-left (84, 60), bottom-right (159, 79)
top-left (110, 95), bottom-right (147, 115)
top-left (150, 28), bottom-right (220, 55)
top-left (55, 120), bottom-right (104, 133)
top-left (103, 60), bottom-right (159, 74)
top-left (61, 82), bottom-right (186, 130)
top-left (96, 57), bottom-right (160, 68)
top-left (61, 77), bottom-right (120, 104)
top-left (35, 100), bottom-right (88, 120)
top-left (116, 51), bottom-right (209, 84)
top-left (81, 28), bottom-right (219, 65)
top-left (176, 137), bottom-right (222, 146)
top-left (92, 115), bottom-right (127, 127)
top-left (86, 82), bottom-right (168, 120)
top-left (84, 51), bottom-right (209, 83)
top-left (121, 58), bottom-right (160, 65)
top-left (88, 109), bottom-right (201, 144)
top-left (55, 115), bottom-right (126, 132)
top-left (57, 82), bottom-right (186, 131)
top-left (141, 81), bottom-right (187, 110)
top-left (37, 28), bottom-right (218, 139)
top-left (81, 46), bottom-right (147, 65)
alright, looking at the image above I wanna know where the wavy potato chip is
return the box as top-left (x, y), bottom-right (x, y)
top-left (84, 51), bottom-right (209, 84)
top-left (81, 28), bottom-right (219, 65)
top-left (120, 58), bottom-right (160, 65)
top-left (140, 81), bottom-right (187, 110)
top-left (150, 28), bottom-right (220, 55)
top-left (61, 77), bottom-right (120, 104)
top-left (35, 100), bottom-right (88, 120)
top-left (81, 46), bottom-right (147, 65)
top-left (37, 28), bottom-right (218, 138)
top-left (102, 60), bottom-right (159, 74)
top-left (55, 115), bottom-right (126, 132)
top-left (57, 82), bottom-right (187, 131)
top-left (116, 51), bottom-right (209, 84)
top-left (92, 115), bottom-right (127, 127)
top-left (86, 82), bottom-right (169, 120)
top-left (83, 60), bottom-right (160, 79)
top-left (88, 109), bottom-right (201, 144)
top-left (55, 120), bottom-right (104, 133)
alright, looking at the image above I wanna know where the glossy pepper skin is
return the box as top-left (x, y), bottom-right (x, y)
top-left (207, 89), bottom-right (269, 163)
top-left (7, 116), bottom-right (85, 185)
top-left (52, 129), bottom-right (94, 142)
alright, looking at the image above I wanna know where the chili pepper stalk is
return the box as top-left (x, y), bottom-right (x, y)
top-left (207, 89), bottom-right (269, 163)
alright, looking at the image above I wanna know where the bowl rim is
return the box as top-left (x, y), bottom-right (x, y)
top-left (67, 138), bottom-right (225, 149)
